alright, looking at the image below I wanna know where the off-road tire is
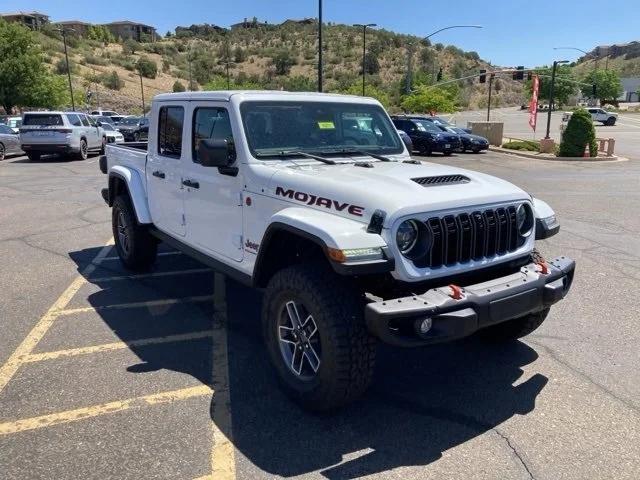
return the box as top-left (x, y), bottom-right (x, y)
top-left (262, 263), bottom-right (376, 411)
top-left (112, 195), bottom-right (157, 271)
top-left (605, 117), bottom-right (616, 126)
top-left (100, 136), bottom-right (106, 155)
top-left (76, 139), bottom-right (88, 160)
top-left (27, 152), bottom-right (41, 162)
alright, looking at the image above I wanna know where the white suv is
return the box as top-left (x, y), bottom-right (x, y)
top-left (20, 112), bottom-right (106, 161)
top-left (587, 108), bottom-right (617, 126)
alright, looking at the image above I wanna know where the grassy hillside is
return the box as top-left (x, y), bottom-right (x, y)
top-left (36, 21), bottom-right (527, 114)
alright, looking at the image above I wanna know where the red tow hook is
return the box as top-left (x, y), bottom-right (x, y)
top-left (535, 261), bottom-right (550, 275)
top-left (448, 284), bottom-right (464, 300)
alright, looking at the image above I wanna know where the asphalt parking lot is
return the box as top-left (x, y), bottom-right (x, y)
top-left (452, 107), bottom-right (640, 159)
top-left (1, 150), bottom-right (639, 479)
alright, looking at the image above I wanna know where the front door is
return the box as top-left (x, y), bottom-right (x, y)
top-left (183, 103), bottom-right (244, 261)
top-left (80, 115), bottom-right (100, 149)
top-left (147, 105), bottom-right (186, 237)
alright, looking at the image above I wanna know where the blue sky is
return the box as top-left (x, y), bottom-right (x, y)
top-left (7, 0), bottom-right (640, 66)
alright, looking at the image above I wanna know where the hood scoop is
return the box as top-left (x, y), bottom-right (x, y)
top-left (412, 174), bottom-right (471, 187)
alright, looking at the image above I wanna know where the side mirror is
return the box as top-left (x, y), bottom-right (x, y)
top-left (199, 138), bottom-right (236, 168)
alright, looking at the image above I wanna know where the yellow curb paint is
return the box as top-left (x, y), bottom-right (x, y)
top-left (0, 385), bottom-right (212, 435)
top-left (23, 331), bottom-right (215, 363)
top-left (210, 272), bottom-right (236, 480)
top-left (0, 239), bottom-right (114, 394)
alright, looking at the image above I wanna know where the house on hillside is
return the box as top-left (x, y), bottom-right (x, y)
top-left (230, 17), bottom-right (271, 30)
top-left (103, 20), bottom-right (157, 42)
top-left (280, 18), bottom-right (316, 26)
top-left (175, 23), bottom-right (227, 37)
top-left (620, 77), bottom-right (640, 102)
top-left (54, 20), bottom-right (91, 36)
top-left (0, 11), bottom-right (49, 30)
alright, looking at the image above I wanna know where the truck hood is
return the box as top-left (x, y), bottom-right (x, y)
top-left (265, 160), bottom-right (530, 226)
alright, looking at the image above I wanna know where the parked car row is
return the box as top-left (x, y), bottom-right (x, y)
top-left (392, 115), bottom-right (488, 155)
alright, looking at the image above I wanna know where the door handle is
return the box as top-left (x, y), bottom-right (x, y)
top-left (152, 170), bottom-right (165, 179)
top-left (182, 179), bottom-right (200, 189)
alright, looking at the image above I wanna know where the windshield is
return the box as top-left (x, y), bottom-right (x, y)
top-left (240, 101), bottom-right (403, 158)
top-left (412, 120), bottom-right (442, 133)
top-left (119, 117), bottom-right (141, 125)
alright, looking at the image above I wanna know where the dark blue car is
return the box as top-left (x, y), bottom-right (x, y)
top-left (439, 126), bottom-right (489, 153)
top-left (391, 116), bottom-right (461, 156)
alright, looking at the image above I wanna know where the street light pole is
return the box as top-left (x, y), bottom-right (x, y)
top-left (406, 25), bottom-right (482, 94)
top-left (353, 23), bottom-right (377, 96)
top-left (318, 0), bottom-right (323, 92)
top-left (58, 28), bottom-right (75, 110)
top-left (486, 73), bottom-right (494, 121)
top-left (554, 46), bottom-right (596, 70)
top-left (545, 59), bottom-right (569, 139)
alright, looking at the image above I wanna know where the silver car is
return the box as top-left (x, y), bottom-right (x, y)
top-left (0, 124), bottom-right (23, 160)
top-left (20, 112), bottom-right (105, 161)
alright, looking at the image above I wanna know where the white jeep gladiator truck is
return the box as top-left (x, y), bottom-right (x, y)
top-left (100, 91), bottom-right (575, 411)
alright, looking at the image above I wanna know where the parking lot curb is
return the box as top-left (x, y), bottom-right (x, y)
top-left (488, 146), bottom-right (627, 162)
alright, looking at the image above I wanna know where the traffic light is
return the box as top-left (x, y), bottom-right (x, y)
top-left (479, 69), bottom-right (486, 84)
top-left (437, 68), bottom-right (443, 82)
top-left (513, 66), bottom-right (524, 80)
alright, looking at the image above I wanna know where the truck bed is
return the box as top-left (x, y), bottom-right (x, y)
top-left (104, 142), bottom-right (148, 194)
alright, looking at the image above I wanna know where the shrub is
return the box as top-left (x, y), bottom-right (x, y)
top-left (272, 49), bottom-right (295, 75)
top-left (122, 38), bottom-right (140, 55)
top-left (502, 140), bottom-right (539, 152)
top-left (54, 57), bottom-right (75, 75)
top-left (102, 71), bottom-right (124, 90)
top-left (172, 80), bottom-right (186, 92)
top-left (136, 57), bottom-right (158, 79)
top-left (558, 108), bottom-right (597, 157)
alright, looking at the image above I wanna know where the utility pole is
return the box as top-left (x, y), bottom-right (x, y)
top-left (188, 56), bottom-right (193, 91)
top-left (59, 28), bottom-right (75, 110)
top-left (545, 59), bottom-right (569, 139)
top-left (486, 73), bottom-right (494, 121)
top-left (138, 67), bottom-right (146, 117)
top-left (405, 43), bottom-right (414, 94)
top-left (317, 0), bottom-right (323, 92)
top-left (354, 23), bottom-right (377, 96)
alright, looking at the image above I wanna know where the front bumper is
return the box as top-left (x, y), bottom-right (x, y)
top-left (365, 256), bottom-right (575, 347)
top-left (432, 139), bottom-right (461, 153)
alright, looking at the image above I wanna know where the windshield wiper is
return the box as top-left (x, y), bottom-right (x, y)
top-left (255, 150), bottom-right (336, 165)
top-left (325, 148), bottom-right (393, 162)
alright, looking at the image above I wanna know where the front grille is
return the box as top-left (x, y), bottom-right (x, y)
top-left (416, 206), bottom-right (523, 268)
top-left (412, 174), bottom-right (470, 187)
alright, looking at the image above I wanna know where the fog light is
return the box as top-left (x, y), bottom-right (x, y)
top-left (418, 317), bottom-right (433, 334)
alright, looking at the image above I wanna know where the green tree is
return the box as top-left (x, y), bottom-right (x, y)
top-left (136, 57), bottom-right (158, 79)
top-left (273, 49), bottom-right (295, 75)
top-left (122, 38), bottom-right (140, 55)
top-left (344, 83), bottom-right (391, 108)
top-left (401, 85), bottom-right (456, 113)
top-left (102, 71), bottom-right (124, 90)
top-left (526, 65), bottom-right (576, 106)
top-left (581, 69), bottom-right (623, 104)
top-left (0, 20), bottom-right (68, 112)
top-left (363, 52), bottom-right (380, 75)
top-left (234, 46), bottom-right (246, 63)
top-left (173, 80), bottom-right (186, 92)
top-left (559, 108), bottom-right (597, 157)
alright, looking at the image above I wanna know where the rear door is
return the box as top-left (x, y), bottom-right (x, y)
top-left (182, 103), bottom-right (244, 261)
top-left (147, 104), bottom-right (186, 237)
top-left (80, 114), bottom-right (100, 149)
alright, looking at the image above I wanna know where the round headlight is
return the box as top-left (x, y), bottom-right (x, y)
top-left (516, 203), bottom-right (534, 237)
top-left (397, 220), bottom-right (419, 253)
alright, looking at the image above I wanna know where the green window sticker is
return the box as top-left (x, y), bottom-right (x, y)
top-left (317, 121), bottom-right (335, 130)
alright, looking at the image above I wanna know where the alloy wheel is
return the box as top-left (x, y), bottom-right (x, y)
top-left (277, 300), bottom-right (321, 380)
top-left (116, 210), bottom-right (130, 256)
